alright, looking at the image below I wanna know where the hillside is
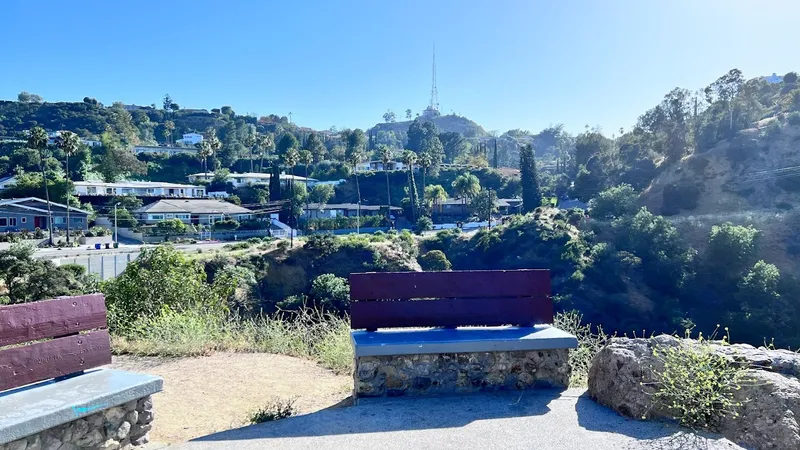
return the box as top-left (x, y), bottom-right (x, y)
top-left (370, 114), bottom-right (487, 140)
top-left (640, 120), bottom-right (800, 275)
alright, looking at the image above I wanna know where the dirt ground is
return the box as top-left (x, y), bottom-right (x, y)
top-left (110, 353), bottom-right (352, 444)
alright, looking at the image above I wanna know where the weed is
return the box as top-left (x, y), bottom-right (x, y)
top-left (248, 397), bottom-right (297, 424)
top-left (553, 310), bottom-right (610, 386)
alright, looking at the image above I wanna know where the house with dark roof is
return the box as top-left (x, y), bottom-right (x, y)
top-left (0, 198), bottom-right (91, 232)
top-left (134, 199), bottom-right (255, 225)
top-left (303, 203), bottom-right (402, 220)
top-left (432, 198), bottom-right (523, 218)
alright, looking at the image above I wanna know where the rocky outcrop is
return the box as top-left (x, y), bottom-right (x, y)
top-left (588, 336), bottom-right (800, 450)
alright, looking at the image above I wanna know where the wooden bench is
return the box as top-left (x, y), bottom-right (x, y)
top-left (349, 269), bottom-right (578, 398)
top-left (0, 295), bottom-right (162, 449)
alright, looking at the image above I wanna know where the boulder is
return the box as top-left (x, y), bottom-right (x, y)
top-left (588, 335), bottom-right (800, 450)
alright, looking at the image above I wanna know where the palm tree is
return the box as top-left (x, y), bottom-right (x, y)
top-left (256, 133), bottom-right (274, 172)
top-left (198, 141), bottom-right (213, 173)
top-left (380, 146), bottom-right (393, 210)
top-left (283, 147), bottom-right (299, 246)
top-left (27, 127), bottom-right (54, 244)
top-left (243, 126), bottom-right (257, 172)
top-left (56, 131), bottom-right (80, 245)
top-left (424, 184), bottom-right (447, 219)
top-left (207, 130), bottom-right (222, 171)
top-left (452, 173), bottom-right (481, 207)
top-left (418, 150), bottom-right (433, 199)
top-left (401, 150), bottom-right (418, 221)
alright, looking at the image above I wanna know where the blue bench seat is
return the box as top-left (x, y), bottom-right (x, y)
top-left (352, 325), bottom-right (578, 357)
top-left (0, 369), bottom-right (162, 445)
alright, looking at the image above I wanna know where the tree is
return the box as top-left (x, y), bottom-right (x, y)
top-left (519, 144), bottom-right (540, 213)
top-left (471, 189), bottom-right (498, 222)
top-left (784, 72), bottom-right (799, 85)
top-left (284, 147), bottom-right (300, 243)
top-left (18, 91), bottom-right (43, 103)
top-left (97, 147), bottom-right (147, 182)
top-left (309, 184), bottom-right (334, 205)
top-left (304, 132), bottom-right (326, 163)
top-left (27, 126), bottom-right (53, 243)
top-left (344, 129), bottom-right (366, 223)
top-left (276, 133), bottom-right (299, 157)
top-left (162, 94), bottom-right (173, 111)
top-left (589, 184), bottom-right (638, 220)
top-left (242, 125), bottom-right (257, 172)
top-left (0, 244), bottom-right (95, 305)
top-left (419, 250), bottom-right (452, 271)
top-left (163, 120), bottom-right (175, 145)
top-left (309, 274), bottom-right (350, 314)
top-left (407, 120), bottom-right (438, 153)
top-left (256, 132), bottom-right (275, 172)
top-left (704, 69), bottom-right (744, 133)
top-left (734, 261), bottom-right (787, 343)
top-left (170, 103), bottom-right (180, 112)
top-left (402, 150), bottom-right (419, 220)
top-left (405, 109), bottom-right (412, 120)
top-left (383, 110), bottom-right (396, 123)
top-left (299, 149), bottom-right (313, 212)
top-left (56, 131), bottom-right (81, 244)
top-left (451, 173), bottom-right (481, 206)
top-left (221, 106), bottom-right (234, 116)
top-left (419, 135), bottom-right (444, 179)
top-left (706, 223), bottom-right (760, 283)
top-left (424, 184), bottom-right (447, 218)
top-left (380, 145), bottom-right (393, 207)
top-left (198, 128), bottom-right (221, 172)
top-left (439, 132), bottom-right (467, 163)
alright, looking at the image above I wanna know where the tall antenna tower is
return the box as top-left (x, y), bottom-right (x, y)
top-left (429, 43), bottom-right (439, 113)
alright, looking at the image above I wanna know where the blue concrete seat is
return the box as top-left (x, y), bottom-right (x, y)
top-left (351, 325), bottom-right (579, 357)
top-left (0, 369), bottom-right (163, 444)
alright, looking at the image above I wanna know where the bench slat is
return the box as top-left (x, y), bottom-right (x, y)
top-left (349, 270), bottom-right (550, 300)
top-left (0, 294), bottom-right (107, 347)
top-left (350, 296), bottom-right (553, 330)
top-left (0, 330), bottom-right (112, 391)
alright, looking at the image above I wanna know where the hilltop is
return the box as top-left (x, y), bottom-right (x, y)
top-left (370, 114), bottom-right (487, 140)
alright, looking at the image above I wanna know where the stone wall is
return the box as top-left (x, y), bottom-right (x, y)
top-left (0, 395), bottom-right (155, 450)
top-left (356, 349), bottom-right (570, 397)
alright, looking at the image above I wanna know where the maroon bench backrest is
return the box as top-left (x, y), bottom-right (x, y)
top-left (0, 294), bottom-right (111, 392)
top-left (349, 269), bottom-right (552, 331)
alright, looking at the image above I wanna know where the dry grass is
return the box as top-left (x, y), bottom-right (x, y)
top-left (112, 308), bottom-right (353, 375)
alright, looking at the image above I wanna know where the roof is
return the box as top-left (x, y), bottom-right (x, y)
top-left (74, 181), bottom-right (201, 189)
top-left (558, 199), bottom-right (589, 210)
top-left (135, 199), bottom-right (253, 215)
top-left (188, 172), bottom-right (318, 182)
top-left (0, 197), bottom-right (91, 215)
top-left (305, 203), bottom-right (402, 212)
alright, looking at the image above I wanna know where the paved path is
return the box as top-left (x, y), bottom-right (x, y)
top-left (171, 389), bottom-right (744, 450)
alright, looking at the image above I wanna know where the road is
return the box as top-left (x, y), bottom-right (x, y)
top-left (34, 241), bottom-right (232, 260)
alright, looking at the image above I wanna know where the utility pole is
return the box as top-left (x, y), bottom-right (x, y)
top-left (114, 203), bottom-right (119, 245)
top-left (493, 139), bottom-right (498, 169)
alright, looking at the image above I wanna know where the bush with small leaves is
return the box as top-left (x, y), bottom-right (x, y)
top-left (248, 397), bottom-right (297, 424)
top-left (415, 216), bottom-right (433, 234)
top-left (650, 330), bottom-right (749, 430)
top-left (418, 250), bottom-right (452, 271)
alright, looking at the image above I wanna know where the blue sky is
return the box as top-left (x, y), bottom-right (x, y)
top-left (2, 0), bottom-right (798, 135)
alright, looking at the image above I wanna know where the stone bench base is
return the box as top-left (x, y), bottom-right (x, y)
top-left (0, 395), bottom-right (154, 450)
top-left (356, 349), bottom-right (571, 397)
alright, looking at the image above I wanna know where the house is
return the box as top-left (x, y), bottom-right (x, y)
top-left (304, 203), bottom-right (402, 220)
top-left (73, 181), bottom-right (206, 198)
top-left (178, 132), bottom-right (204, 146)
top-left (764, 73), bottom-right (784, 84)
top-left (557, 198), bottom-right (588, 210)
top-left (0, 197), bottom-right (90, 232)
top-left (44, 130), bottom-right (102, 148)
top-left (133, 145), bottom-right (198, 156)
top-left (355, 161), bottom-right (412, 172)
top-left (0, 176), bottom-right (17, 191)
top-left (432, 197), bottom-right (523, 217)
top-left (187, 172), bottom-right (320, 189)
top-left (134, 199), bottom-right (255, 225)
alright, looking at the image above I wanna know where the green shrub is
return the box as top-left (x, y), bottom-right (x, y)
top-left (249, 398), bottom-right (297, 424)
top-left (589, 184), bottom-right (638, 220)
top-left (154, 218), bottom-right (188, 235)
top-left (650, 333), bottom-right (748, 430)
top-left (246, 237), bottom-right (263, 245)
top-left (212, 219), bottom-right (240, 230)
top-left (308, 274), bottom-right (350, 314)
top-left (84, 226), bottom-right (112, 237)
top-left (418, 250), bottom-right (452, 271)
top-left (415, 216), bottom-right (433, 234)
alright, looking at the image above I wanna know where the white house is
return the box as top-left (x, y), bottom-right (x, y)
top-left (355, 160), bottom-right (413, 172)
top-left (187, 172), bottom-right (320, 189)
top-left (73, 181), bottom-right (206, 198)
top-left (0, 176), bottom-right (17, 191)
top-left (134, 199), bottom-right (254, 225)
top-left (178, 132), bottom-right (204, 146)
top-left (133, 145), bottom-right (198, 156)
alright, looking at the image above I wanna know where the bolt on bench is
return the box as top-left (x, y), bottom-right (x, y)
top-left (349, 269), bottom-right (578, 398)
top-left (0, 294), bottom-right (162, 450)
